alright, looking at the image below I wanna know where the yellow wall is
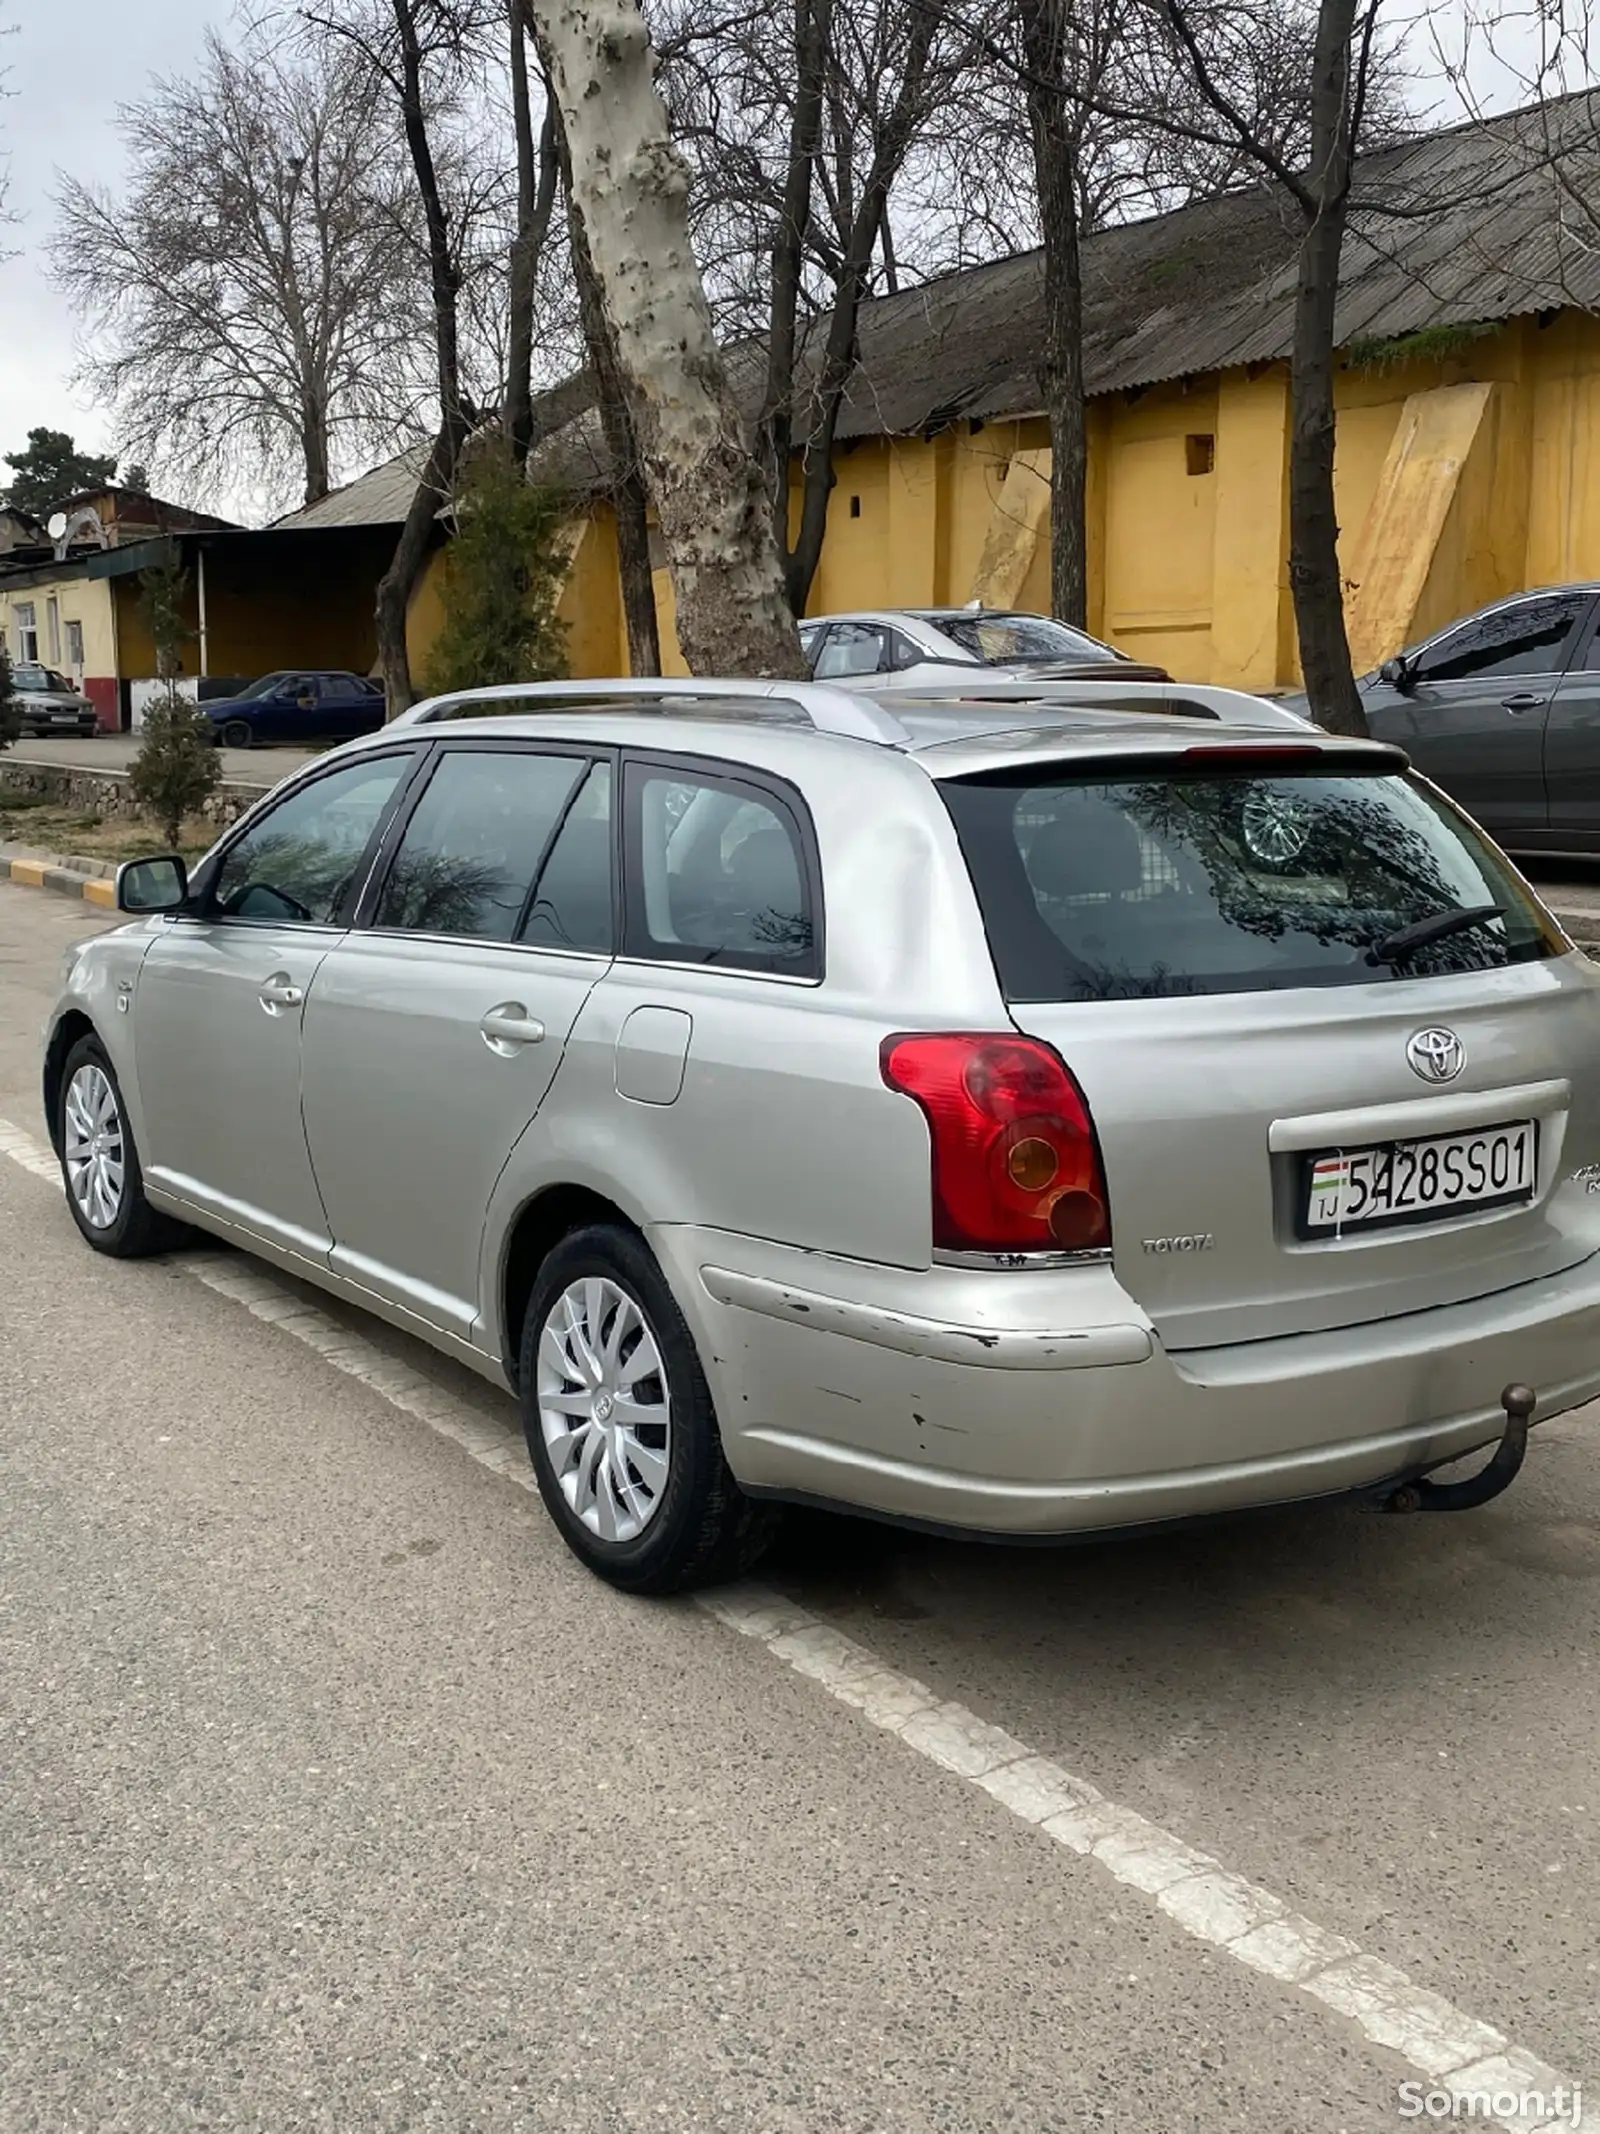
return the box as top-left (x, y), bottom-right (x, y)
top-left (525, 308), bottom-right (1600, 693)
top-left (201, 541), bottom-right (381, 679)
top-left (1, 572), bottom-right (118, 679)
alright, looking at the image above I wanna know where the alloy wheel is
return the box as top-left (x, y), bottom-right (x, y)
top-left (63, 1063), bottom-right (125, 1230)
top-left (536, 1277), bottom-right (672, 1543)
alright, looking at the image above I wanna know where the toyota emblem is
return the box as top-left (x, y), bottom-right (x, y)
top-left (1406, 1027), bottom-right (1466, 1084)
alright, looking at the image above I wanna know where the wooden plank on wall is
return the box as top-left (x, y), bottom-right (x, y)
top-left (1343, 382), bottom-right (1494, 674)
top-left (967, 448), bottom-right (1053, 608)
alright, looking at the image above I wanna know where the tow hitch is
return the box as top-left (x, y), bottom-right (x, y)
top-left (1369, 1383), bottom-right (1536, 1514)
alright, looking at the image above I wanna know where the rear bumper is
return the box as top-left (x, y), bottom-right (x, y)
top-left (654, 1227), bottom-right (1600, 1535)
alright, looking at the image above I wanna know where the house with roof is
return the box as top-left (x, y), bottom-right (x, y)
top-left (0, 484), bottom-right (399, 729)
top-left (27, 91), bottom-right (1600, 718)
top-left (296, 89), bottom-right (1597, 693)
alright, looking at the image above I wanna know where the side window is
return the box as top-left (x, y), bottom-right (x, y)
top-left (1567, 611), bottom-right (1600, 673)
top-left (212, 753), bottom-right (416, 924)
top-left (625, 763), bottom-right (819, 976)
top-left (812, 622), bottom-right (888, 679)
top-left (521, 763), bottom-right (614, 953)
top-left (1414, 596), bottom-right (1590, 682)
top-left (888, 630), bottom-right (923, 672)
top-left (374, 749), bottom-right (588, 940)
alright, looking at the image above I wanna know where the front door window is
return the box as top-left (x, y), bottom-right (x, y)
top-left (210, 754), bottom-right (416, 925)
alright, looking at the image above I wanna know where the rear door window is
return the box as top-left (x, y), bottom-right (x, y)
top-left (520, 761), bottom-right (614, 954)
top-left (373, 748), bottom-right (590, 940)
top-left (813, 622), bottom-right (889, 679)
top-left (623, 761), bottom-right (820, 975)
top-left (941, 762), bottom-right (1558, 1002)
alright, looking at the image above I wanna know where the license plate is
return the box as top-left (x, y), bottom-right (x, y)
top-left (1302, 1120), bottom-right (1538, 1234)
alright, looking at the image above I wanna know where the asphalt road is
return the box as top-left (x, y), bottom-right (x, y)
top-left (2, 881), bottom-right (1597, 2133)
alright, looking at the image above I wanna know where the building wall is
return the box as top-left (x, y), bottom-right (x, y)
top-left (199, 541), bottom-right (383, 680)
top-left (446, 306), bottom-right (1600, 694)
top-left (0, 572), bottom-right (121, 730)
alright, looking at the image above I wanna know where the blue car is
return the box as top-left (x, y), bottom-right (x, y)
top-left (206, 671), bottom-right (386, 749)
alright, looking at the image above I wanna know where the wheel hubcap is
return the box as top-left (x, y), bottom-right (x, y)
top-left (63, 1063), bottom-right (125, 1230)
top-left (536, 1277), bottom-right (671, 1544)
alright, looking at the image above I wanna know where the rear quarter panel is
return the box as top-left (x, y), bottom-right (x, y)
top-left (477, 743), bottom-right (1007, 1354)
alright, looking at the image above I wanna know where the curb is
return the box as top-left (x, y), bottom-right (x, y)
top-left (5, 855), bottom-right (117, 909)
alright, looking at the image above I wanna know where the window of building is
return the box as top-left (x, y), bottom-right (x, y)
top-left (1185, 434), bottom-right (1216, 477)
top-left (46, 596), bottom-right (61, 665)
top-left (13, 602), bottom-right (37, 664)
top-left (64, 621), bottom-right (85, 674)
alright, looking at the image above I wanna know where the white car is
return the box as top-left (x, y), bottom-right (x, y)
top-left (800, 608), bottom-right (1313, 729)
top-left (799, 608), bottom-right (1154, 690)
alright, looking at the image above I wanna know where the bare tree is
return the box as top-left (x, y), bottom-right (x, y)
top-left (654, 0), bottom-right (996, 612)
top-left (304, 0), bottom-right (501, 708)
top-left (1107, 0), bottom-right (1389, 734)
top-left (1018, 0), bottom-right (1096, 626)
top-left (51, 30), bottom-right (430, 509)
top-left (546, 102), bottom-right (662, 674)
top-left (504, 0), bottom-right (560, 464)
top-left (528, 0), bottom-right (802, 677)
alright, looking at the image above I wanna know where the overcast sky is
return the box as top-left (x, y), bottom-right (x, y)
top-left (0, 0), bottom-right (1585, 515)
top-left (3, 2), bottom-right (240, 483)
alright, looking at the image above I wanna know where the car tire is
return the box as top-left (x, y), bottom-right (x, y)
top-left (57, 1036), bottom-right (188, 1258)
top-left (519, 1223), bottom-right (778, 1595)
top-left (219, 719), bottom-right (254, 750)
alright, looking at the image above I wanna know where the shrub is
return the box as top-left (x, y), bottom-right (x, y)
top-left (129, 545), bottom-right (219, 846)
top-left (422, 444), bottom-right (570, 695)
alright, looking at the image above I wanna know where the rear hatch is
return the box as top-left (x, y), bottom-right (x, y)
top-left (938, 743), bottom-right (1600, 1349)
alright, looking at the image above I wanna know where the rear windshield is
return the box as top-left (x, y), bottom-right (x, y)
top-left (937, 614), bottom-right (1123, 667)
top-left (941, 764), bottom-right (1561, 1002)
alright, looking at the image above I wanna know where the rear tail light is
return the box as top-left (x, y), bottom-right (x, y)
top-left (880, 1033), bottom-right (1111, 1255)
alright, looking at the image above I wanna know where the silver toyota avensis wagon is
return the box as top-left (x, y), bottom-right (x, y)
top-left (43, 678), bottom-right (1600, 1593)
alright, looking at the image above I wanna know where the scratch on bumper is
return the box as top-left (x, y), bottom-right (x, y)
top-left (699, 1264), bottom-right (1153, 1371)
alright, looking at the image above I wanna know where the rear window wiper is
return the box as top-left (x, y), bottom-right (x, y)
top-left (1365, 903), bottom-right (1504, 966)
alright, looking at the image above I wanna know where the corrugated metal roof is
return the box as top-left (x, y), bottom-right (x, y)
top-left (290, 90), bottom-right (1600, 518)
top-left (273, 441), bottom-right (433, 530)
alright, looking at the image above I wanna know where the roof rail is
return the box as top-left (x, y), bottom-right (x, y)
top-left (886, 674), bottom-right (1314, 729)
top-left (391, 676), bottom-right (913, 745)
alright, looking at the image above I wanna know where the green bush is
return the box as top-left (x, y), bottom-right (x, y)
top-left (129, 546), bottom-right (219, 846)
top-left (130, 695), bottom-right (221, 847)
top-left (422, 444), bottom-right (570, 696)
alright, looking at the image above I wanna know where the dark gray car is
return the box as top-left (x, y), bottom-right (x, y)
top-left (1290, 586), bottom-right (1600, 853)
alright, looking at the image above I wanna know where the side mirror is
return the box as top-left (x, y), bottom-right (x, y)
top-left (1379, 655), bottom-right (1413, 690)
top-left (117, 854), bottom-right (189, 914)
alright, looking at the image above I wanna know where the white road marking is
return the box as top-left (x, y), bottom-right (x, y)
top-left (0, 1112), bottom-right (1582, 2129)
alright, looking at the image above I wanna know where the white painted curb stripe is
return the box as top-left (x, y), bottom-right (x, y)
top-left (0, 1113), bottom-right (1583, 2130)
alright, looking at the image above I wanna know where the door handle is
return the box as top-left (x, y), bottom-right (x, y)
top-left (1502, 693), bottom-right (1548, 713)
top-left (258, 973), bottom-right (305, 1014)
top-left (480, 1002), bottom-right (546, 1055)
